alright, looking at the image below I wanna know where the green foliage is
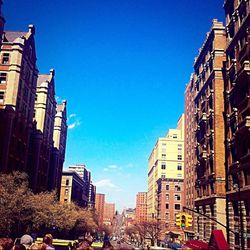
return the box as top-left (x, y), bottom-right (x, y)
top-left (0, 172), bottom-right (97, 238)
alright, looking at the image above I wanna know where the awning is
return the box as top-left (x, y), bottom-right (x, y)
top-left (185, 240), bottom-right (209, 250)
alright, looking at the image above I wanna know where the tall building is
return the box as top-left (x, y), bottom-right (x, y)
top-left (193, 20), bottom-right (227, 241)
top-left (49, 101), bottom-right (67, 192)
top-left (135, 192), bottom-right (147, 222)
top-left (103, 202), bottom-right (115, 225)
top-left (69, 164), bottom-right (87, 179)
top-left (68, 164), bottom-right (96, 208)
top-left (60, 171), bottom-right (87, 207)
top-left (147, 114), bottom-right (185, 235)
top-left (184, 75), bottom-right (196, 236)
top-left (28, 69), bottom-right (57, 192)
top-left (0, 25), bottom-right (38, 173)
top-left (223, 1), bottom-right (250, 249)
top-left (95, 193), bottom-right (105, 225)
top-left (123, 208), bottom-right (136, 227)
top-left (88, 183), bottom-right (96, 209)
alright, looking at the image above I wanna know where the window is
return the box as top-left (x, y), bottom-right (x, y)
top-left (166, 194), bottom-right (169, 200)
top-left (64, 199), bottom-right (68, 202)
top-left (161, 174), bottom-right (165, 179)
top-left (65, 179), bottom-right (69, 185)
top-left (177, 165), bottom-right (182, 170)
top-left (173, 134), bottom-right (177, 139)
top-left (0, 73), bottom-right (7, 84)
top-left (0, 91), bottom-right (4, 101)
top-left (174, 194), bottom-right (181, 201)
top-left (65, 188), bottom-right (69, 196)
top-left (161, 164), bottom-right (166, 170)
top-left (166, 203), bottom-right (169, 209)
top-left (162, 154), bottom-right (166, 159)
top-left (166, 185), bottom-right (169, 190)
top-left (177, 155), bottom-right (182, 160)
top-left (177, 174), bottom-right (182, 177)
top-left (175, 204), bottom-right (181, 210)
top-left (2, 53), bottom-right (9, 64)
top-left (175, 185), bottom-right (181, 191)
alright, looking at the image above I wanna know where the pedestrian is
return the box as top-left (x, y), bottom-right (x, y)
top-left (77, 239), bottom-right (93, 250)
top-left (42, 234), bottom-right (54, 250)
top-left (20, 235), bottom-right (33, 249)
top-left (101, 240), bottom-right (114, 250)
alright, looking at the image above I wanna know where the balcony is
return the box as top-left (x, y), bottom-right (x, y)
top-left (238, 41), bottom-right (249, 66)
top-left (237, 116), bottom-right (250, 134)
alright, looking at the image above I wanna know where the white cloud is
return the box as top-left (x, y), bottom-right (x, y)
top-left (103, 164), bottom-right (120, 172)
top-left (69, 113), bottom-right (76, 118)
top-left (68, 120), bottom-right (81, 129)
top-left (94, 179), bottom-right (116, 188)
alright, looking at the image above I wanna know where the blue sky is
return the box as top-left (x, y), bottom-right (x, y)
top-left (4, 0), bottom-right (224, 212)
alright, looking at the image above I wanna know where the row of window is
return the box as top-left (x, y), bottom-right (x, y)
top-left (161, 164), bottom-right (182, 170)
top-left (165, 203), bottom-right (181, 210)
top-left (161, 173), bottom-right (182, 179)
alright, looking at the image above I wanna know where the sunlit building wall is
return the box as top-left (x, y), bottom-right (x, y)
top-left (147, 114), bottom-right (185, 234)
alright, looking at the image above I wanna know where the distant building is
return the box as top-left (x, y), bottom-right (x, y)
top-left (147, 114), bottom-right (185, 235)
top-left (135, 192), bottom-right (147, 222)
top-left (69, 164), bottom-right (87, 179)
top-left (95, 193), bottom-right (105, 224)
top-left (68, 164), bottom-right (96, 208)
top-left (123, 208), bottom-right (136, 227)
top-left (88, 183), bottom-right (96, 209)
top-left (103, 202), bottom-right (115, 225)
top-left (60, 171), bottom-right (87, 207)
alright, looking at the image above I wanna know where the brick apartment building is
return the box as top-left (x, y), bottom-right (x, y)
top-left (193, 20), bottom-right (227, 241)
top-left (95, 193), bottom-right (105, 225)
top-left (184, 76), bottom-right (196, 236)
top-left (223, 0), bottom-right (250, 248)
top-left (103, 202), bottom-right (116, 225)
top-left (135, 192), bottom-right (147, 222)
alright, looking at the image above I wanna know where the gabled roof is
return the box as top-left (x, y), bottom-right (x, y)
top-left (37, 74), bottom-right (50, 87)
top-left (56, 101), bottom-right (67, 112)
top-left (4, 31), bottom-right (26, 42)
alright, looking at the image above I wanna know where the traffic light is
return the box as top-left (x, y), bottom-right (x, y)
top-left (181, 214), bottom-right (186, 228)
top-left (186, 214), bottom-right (193, 227)
top-left (175, 213), bottom-right (181, 227)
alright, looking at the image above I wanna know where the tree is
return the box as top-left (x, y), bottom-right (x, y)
top-left (0, 172), bottom-right (98, 238)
